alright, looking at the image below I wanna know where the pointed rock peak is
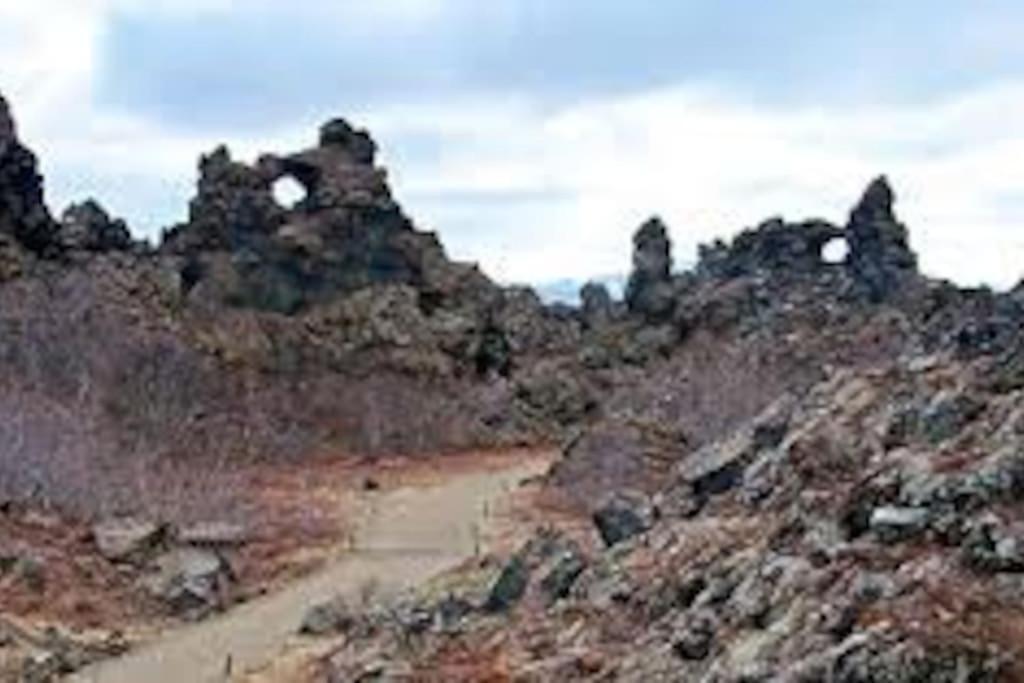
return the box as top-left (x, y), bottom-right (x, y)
top-left (0, 92), bottom-right (59, 254)
top-left (634, 216), bottom-right (669, 243)
top-left (851, 175), bottom-right (895, 225)
top-left (318, 118), bottom-right (376, 165)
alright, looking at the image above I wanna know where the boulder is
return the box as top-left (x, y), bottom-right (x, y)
top-left (0, 92), bottom-right (59, 254)
top-left (142, 548), bottom-right (232, 617)
top-left (869, 506), bottom-right (929, 543)
top-left (92, 518), bottom-right (164, 563)
top-left (592, 491), bottom-right (655, 547)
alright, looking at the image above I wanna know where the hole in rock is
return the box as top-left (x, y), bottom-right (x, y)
top-left (821, 237), bottom-right (850, 264)
top-left (272, 176), bottom-right (307, 209)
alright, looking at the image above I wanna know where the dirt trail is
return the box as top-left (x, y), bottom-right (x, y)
top-left (71, 453), bottom-right (553, 683)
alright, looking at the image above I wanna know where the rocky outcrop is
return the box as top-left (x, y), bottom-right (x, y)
top-left (846, 175), bottom-right (918, 300)
top-left (694, 176), bottom-right (919, 302)
top-left (625, 217), bottom-right (675, 321)
top-left (60, 200), bottom-right (133, 253)
top-left (0, 94), bottom-right (59, 255)
top-left (697, 218), bottom-right (843, 279)
top-left (162, 118), bottom-right (491, 315)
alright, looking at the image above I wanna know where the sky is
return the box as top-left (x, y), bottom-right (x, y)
top-left (2, 1), bottom-right (1024, 291)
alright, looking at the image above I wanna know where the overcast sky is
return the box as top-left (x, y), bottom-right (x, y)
top-left (3, 1), bottom-right (1024, 289)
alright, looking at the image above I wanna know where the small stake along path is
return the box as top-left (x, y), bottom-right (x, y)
top-left (71, 452), bottom-right (553, 683)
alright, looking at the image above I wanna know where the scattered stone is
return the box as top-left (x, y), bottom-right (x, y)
top-left (919, 391), bottom-right (985, 444)
top-left (538, 552), bottom-right (587, 604)
top-left (300, 597), bottom-right (356, 636)
top-left (672, 609), bottom-right (717, 661)
top-left (483, 555), bottom-right (530, 613)
top-left (592, 491), bottom-right (655, 547)
top-left (93, 518), bottom-right (164, 563)
top-left (142, 548), bottom-right (232, 618)
top-left (869, 506), bottom-right (929, 542)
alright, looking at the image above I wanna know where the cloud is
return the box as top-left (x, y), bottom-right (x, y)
top-left (1, 2), bottom-right (1024, 291)
top-left (377, 83), bottom-right (1024, 287)
top-left (94, 0), bottom-right (1024, 133)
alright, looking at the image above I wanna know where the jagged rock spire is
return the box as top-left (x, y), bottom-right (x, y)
top-left (0, 91), bottom-right (59, 254)
top-left (626, 216), bottom-right (676, 320)
top-left (846, 175), bottom-right (918, 301)
top-left (850, 175), bottom-right (895, 225)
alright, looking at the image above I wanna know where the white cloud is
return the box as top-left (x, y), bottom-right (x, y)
top-left (368, 83), bottom-right (1024, 288)
top-left (2, 4), bottom-right (1024, 289)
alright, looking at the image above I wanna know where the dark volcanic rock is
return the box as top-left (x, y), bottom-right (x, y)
top-left (697, 218), bottom-right (844, 279)
top-left (161, 120), bottom-right (475, 314)
top-left (484, 555), bottom-right (530, 613)
top-left (592, 491), bottom-right (655, 547)
top-left (0, 93), bottom-right (59, 255)
top-left (846, 176), bottom-right (918, 301)
top-left (580, 281), bottom-right (614, 328)
top-left (625, 217), bottom-right (675, 321)
top-left (60, 200), bottom-right (133, 252)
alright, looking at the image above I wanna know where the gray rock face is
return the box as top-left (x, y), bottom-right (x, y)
top-left (300, 597), bottom-right (357, 636)
top-left (484, 555), bottom-right (530, 613)
top-left (671, 609), bottom-right (717, 661)
top-left (162, 120), bottom-right (486, 315)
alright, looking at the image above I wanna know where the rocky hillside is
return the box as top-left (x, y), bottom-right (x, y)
top-left (5, 89), bottom-right (1024, 680)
